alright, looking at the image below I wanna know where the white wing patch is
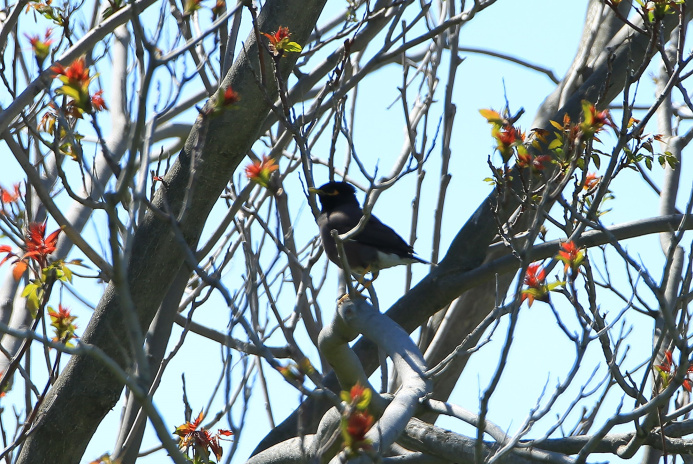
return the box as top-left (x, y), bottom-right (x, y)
top-left (374, 250), bottom-right (417, 270)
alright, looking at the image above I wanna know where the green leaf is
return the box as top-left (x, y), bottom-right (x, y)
top-left (283, 42), bottom-right (303, 53)
top-left (591, 153), bottom-right (601, 169)
top-left (21, 282), bottom-right (42, 317)
top-left (55, 85), bottom-right (82, 102)
top-left (548, 138), bottom-right (563, 150)
top-left (356, 388), bottom-right (371, 410)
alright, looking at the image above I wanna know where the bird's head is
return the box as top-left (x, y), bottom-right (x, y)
top-left (309, 181), bottom-right (359, 211)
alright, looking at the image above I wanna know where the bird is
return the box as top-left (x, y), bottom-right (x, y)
top-left (309, 181), bottom-right (428, 283)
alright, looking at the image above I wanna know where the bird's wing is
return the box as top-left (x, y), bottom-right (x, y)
top-left (354, 214), bottom-right (415, 257)
top-left (319, 206), bottom-right (361, 235)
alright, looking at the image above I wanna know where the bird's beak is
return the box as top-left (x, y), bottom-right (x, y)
top-left (308, 187), bottom-right (320, 194)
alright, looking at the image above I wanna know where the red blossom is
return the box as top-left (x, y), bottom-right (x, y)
top-left (0, 222), bottom-right (61, 280)
top-left (654, 349), bottom-right (693, 393)
top-left (497, 125), bottom-right (523, 146)
top-left (262, 26), bottom-right (302, 56)
top-left (524, 263), bottom-right (545, 289)
top-left (174, 412), bottom-right (233, 461)
top-left (90, 90), bottom-right (107, 112)
top-left (517, 151), bottom-right (551, 171)
top-left (0, 184), bottom-right (21, 205)
top-left (51, 57), bottom-right (104, 114)
top-left (24, 222), bottom-right (61, 268)
top-left (583, 172), bottom-right (600, 191)
top-left (346, 411), bottom-right (373, 443)
top-left (26, 29), bottom-right (54, 68)
top-left (245, 156), bottom-right (279, 189)
top-left (48, 304), bottom-right (78, 343)
top-left (264, 26), bottom-right (291, 46)
top-left (557, 241), bottom-right (585, 277)
top-left (493, 125), bottom-right (524, 162)
top-left (0, 245), bottom-right (15, 267)
top-left (580, 100), bottom-right (615, 137)
top-left (350, 383), bottom-right (366, 402)
top-left (220, 86), bottom-right (240, 107)
top-left (520, 262), bottom-right (560, 307)
top-left (52, 57), bottom-right (91, 87)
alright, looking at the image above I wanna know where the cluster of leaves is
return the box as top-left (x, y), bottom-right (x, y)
top-left (245, 156), bottom-right (279, 189)
top-left (0, 212), bottom-right (80, 339)
top-left (0, 222), bottom-right (62, 280)
top-left (276, 358), bottom-right (315, 385)
top-left (545, 101), bottom-right (614, 171)
top-left (480, 108), bottom-right (550, 170)
top-left (173, 412), bottom-right (233, 464)
top-left (36, 58), bottom-right (107, 161)
top-left (25, 0), bottom-right (67, 29)
top-left (340, 383), bottom-right (375, 456)
top-left (205, 86), bottom-right (240, 117)
top-left (655, 350), bottom-right (693, 393)
top-left (480, 108), bottom-right (554, 188)
top-left (635, 0), bottom-right (684, 23)
top-left (0, 184), bottom-right (23, 217)
top-left (262, 26), bottom-right (303, 57)
top-left (521, 241), bottom-right (585, 307)
top-left (621, 122), bottom-right (678, 171)
top-left (51, 57), bottom-right (106, 116)
top-left (25, 29), bottom-right (54, 69)
top-left (47, 304), bottom-right (78, 345)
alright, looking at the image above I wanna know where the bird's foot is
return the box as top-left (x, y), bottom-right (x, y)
top-left (354, 268), bottom-right (377, 293)
top-left (337, 293), bottom-right (351, 305)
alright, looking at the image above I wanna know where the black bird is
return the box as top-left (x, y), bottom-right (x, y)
top-left (309, 181), bottom-right (427, 281)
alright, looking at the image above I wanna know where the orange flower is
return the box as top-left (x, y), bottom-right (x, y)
top-left (262, 26), bottom-right (302, 56)
top-left (346, 411), bottom-right (373, 443)
top-left (654, 349), bottom-right (693, 392)
top-left (583, 172), bottom-right (600, 191)
top-left (516, 150), bottom-right (551, 171)
top-left (0, 222), bottom-right (61, 280)
top-left (48, 304), bottom-right (78, 343)
top-left (520, 263), bottom-right (561, 307)
top-left (24, 222), bottom-right (61, 269)
top-left (556, 241), bottom-right (585, 277)
top-left (90, 90), bottom-right (107, 112)
top-left (52, 57), bottom-right (103, 114)
top-left (580, 100), bottom-right (615, 137)
top-left (26, 29), bottom-right (53, 68)
top-left (245, 156), bottom-right (279, 189)
top-left (208, 86), bottom-right (240, 116)
top-left (52, 57), bottom-right (91, 87)
top-left (0, 184), bottom-right (21, 205)
top-left (174, 412), bottom-right (233, 461)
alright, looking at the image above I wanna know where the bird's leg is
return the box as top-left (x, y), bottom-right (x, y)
top-left (339, 269), bottom-right (378, 305)
top-left (354, 268), bottom-right (378, 292)
top-left (337, 272), bottom-right (371, 305)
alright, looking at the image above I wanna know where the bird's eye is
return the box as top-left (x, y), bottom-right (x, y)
top-left (326, 189), bottom-right (339, 196)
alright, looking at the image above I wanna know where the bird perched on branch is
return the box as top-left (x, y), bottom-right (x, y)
top-left (309, 181), bottom-right (428, 283)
